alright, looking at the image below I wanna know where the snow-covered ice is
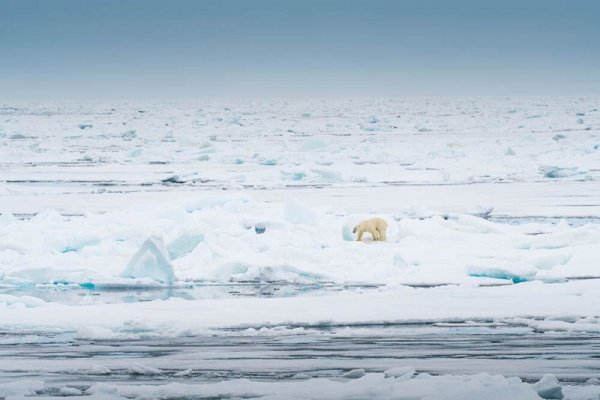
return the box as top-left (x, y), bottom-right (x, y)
top-left (1, 97), bottom-right (599, 398)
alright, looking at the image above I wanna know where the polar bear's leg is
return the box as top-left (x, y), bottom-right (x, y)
top-left (379, 229), bottom-right (386, 241)
top-left (371, 228), bottom-right (380, 241)
top-left (356, 230), bottom-right (364, 241)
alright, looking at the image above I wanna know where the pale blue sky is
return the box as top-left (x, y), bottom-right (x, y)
top-left (1, 0), bottom-right (599, 98)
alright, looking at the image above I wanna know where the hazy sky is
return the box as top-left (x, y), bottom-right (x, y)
top-left (1, 0), bottom-right (599, 99)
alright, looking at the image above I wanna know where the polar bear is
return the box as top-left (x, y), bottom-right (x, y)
top-left (353, 217), bottom-right (388, 241)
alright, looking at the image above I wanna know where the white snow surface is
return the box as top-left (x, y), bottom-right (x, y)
top-left (0, 194), bottom-right (598, 287)
top-left (1, 98), bottom-right (600, 398)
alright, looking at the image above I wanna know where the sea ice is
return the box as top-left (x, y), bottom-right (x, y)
top-left (283, 196), bottom-right (317, 225)
top-left (534, 374), bottom-right (563, 399)
top-left (341, 368), bottom-right (366, 379)
top-left (384, 366), bottom-right (416, 381)
top-left (0, 380), bottom-right (45, 397)
top-left (167, 232), bottom-right (204, 259)
top-left (127, 363), bottom-right (163, 375)
top-left (59, 386), bottom-right (83, 396)
top-left (121, 237), bottom-right (175, 284)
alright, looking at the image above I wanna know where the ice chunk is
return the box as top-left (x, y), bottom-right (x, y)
top-left (59, 386), bottom-right (82, 396)
top-left (167, 232), bottom-right (204, 259)
top-left (162, 175), bottom-right (184, 184)
top-left (75, 326), bottom-right (119, 340)
top-left (89, 365), bottom-right (112, 375)
top-left (284, 197), bottom-right (316, 225)
top-left (121, 237), bottom-right (175, 284)
top-left (341, 368), bottom-right (365, 379)
top-left (540, 166), bottom-right (582, 179)
top-left (260, 158), bottom-right (278, 166)
top-left (85, 382), bottom-right (119, 395)
top-left (534, 374), bottom-right (563, 399)
top-left (174, 369), bottom-right (193, 377)
top-left (384, 366), bottom-right (415, 381)
top-left (128, 363), bottom-right (163, 375)
top-left (341, 222), bottom-right (356, 241)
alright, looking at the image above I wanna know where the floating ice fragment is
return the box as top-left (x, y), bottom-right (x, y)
top-left (540, 166), bottom-right (582, 179)
top-left (384, 366), bottom-right (415, 381)
top-left (261, 158), bottom-right (278, 166)
top-left (534, 374), bottom-right (563, 399)
top-left (59, 387), bottom-right (82, 396)
top-left (341, 368), bottom-right (366, 379)
top-left (85, 382), bottom-right (118, 395)
top-left (121, 237), bottom-right (175, 284)
top-left (174, 369), bottom-right (193, 377)
top-left (89, 365), bottom-right (112, 375)
top-left (128, 363), bottom-right (163, 375)
top-left (162, 175), bottom-right (184, 184)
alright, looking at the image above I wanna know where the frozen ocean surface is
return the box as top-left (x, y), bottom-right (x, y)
top-left (1, 97), bottom-right (600, 398)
